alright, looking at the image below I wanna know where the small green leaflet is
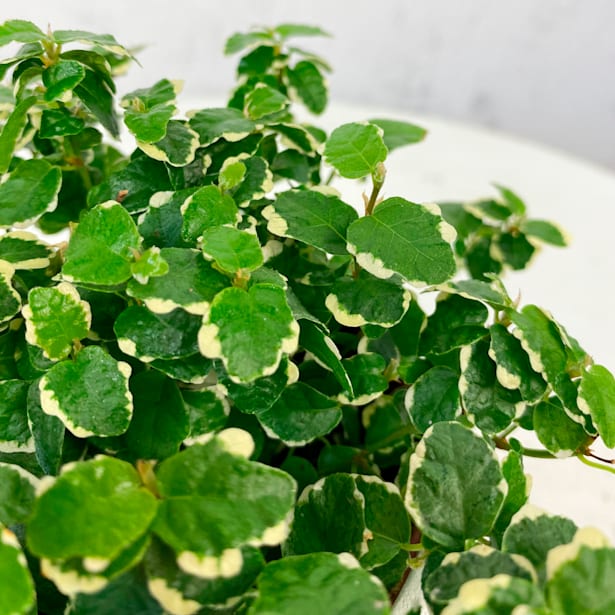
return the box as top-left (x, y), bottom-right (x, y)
top-left (423, 545), bottom-right (535, 611)
top-left (244, 84), bottom-right (289, 120)
top-left (40, 107), bottom-right (85, 138)
top-left (274, 24), bottom-right (331, 39)
top-left (406, 421), bottom-right (506, 549)
top-left (23, 283), bottom-right (91, 361)
top-left (250, 552), bottom-right (390, 615)
top-left (43, 59), bottom-right (86, 100)
top-left (0, 526), bottom-right (35, 615)
top-left (138, 120), bottom-right (200, 167)
top-left (326, 272), bottom-right (411, 328)
top-left (287, 60), bottom-right (327, 114)
top-left (224, 30), bottom-right (272, 55)
top-left (577, 364), bottom-right (615, 448)
top-left (127, 248), bottom-right (229, 315)
top-left (338, 353), bottom-right (388, 406)
top-left (145, 536), bottom-right (264, 612)
top-left (180, 185), bottom-right (239, 243)
top-left (0, 260), bottom-right (21, 325)
top-left (62, 201), bottom-right (141, 286)
top-left (130, 246), bottom-right (169, 284)
top-left (502, 508), bottom-right (577, 585)
top-left (198, 283), bottom-right (299, 383)
top-left (368, 118), bottom-right (427, 151)
top-left (546, 533), bottom-right (615, 614)
top-left (263, 189), bottom-right (358, 255)
top-left (183, 386), bottom-right (230, 443)
top-left (231, 155), bottom-right (273, 205)
top-left (122, 79), bottom-right (178, 143)
top-left (201, 226), bottom-right (264, 274)
top-left (324, 122), bottom-right (387, 179)
top-left (0, 462), bottom-right (38, 526)
top-left (74, 68), bottom-right (119, 137)
top-left (0, 95), bottom-right (37, 174)
top-left (520, 219), bottom-right (568, 247)
top-left (347, 198), bottom-right (456, 285)
top-left (0, 19), bottom-right (46, 46)
top-left (533, 397), bottom-right (589, 457)
top-left (115, 306), bottom-right (201, 361)
top-left (460, 339), bottom-right (524, 434)
top-left (0, 232), bottom-right (51, 270)
top-left (218, 157), bottom-right (247, 191)
top-left (256, 382), bottom-right (341, 446)
top-left (285, 473), bottom-right (411, 572)
top-left (0, 159), bottom-right (61, 228)
top-left (26, 455), bottom-right (158, 588)
top-left (0, 380), bottom-right (31, 451)
top-left (189, 107), bottom-right (256, 147)
top-left (405, 365), bottom-right (461, 433)
top-left (40, 345), bottom-right (133, 438)
top-left (52, 28), bottom-right (130, 56)
top-left (153, 429), bottom-right (296, 578)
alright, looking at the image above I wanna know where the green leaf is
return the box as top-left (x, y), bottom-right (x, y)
top-left (27, 455), bottom-right (158, 584)
top-left (494, 184), bottom-right (526, 216)
top-left (0, 462), bottom-right (38, 525)
top-left (249, 552), bottom-right (389, 615)
top-left (39, 107), bottom-right (85, 138)
top-left (0, 380), bottom-right (31, 451)
top-left (40, 345), bottom-right (133, 438)
top-left (74, 68), bottom-right (119, 137)
top-left (339, 353), bottom-right (388, 406)
top-left (493, 231), bottom-right (536, 270)
top-left (287, 60), bottom-right (327, 114)
top-left (420, 294), bottom-right (488, 356)
top-left (43, 59), bottom-right (86, 100)
top-left (502, 508), bottom-right (577, 585)
top-left (219, 157), bottom-right (247, 191)
top-left (263, 189), bottom-right (358, 255)
top-left (228, 155), bottom-right (272, 205)
top-left (244, 84), bottom-right (289, 119)
top-left (465, 198), bottom-right (513, 222)
top-left (0, 261), bottom-right (21, 326)
top-left (438, 279), bottom-right (512, 310)
top-left (324, 122), bottom-right (387, 179)
top-left (546, 533), bottom-right (615, 614)
top-left (52, 29), bottom-right (130, 56)
top-left (114, 370), bottom-right (189, 461)
top-left (347, 198), bottom-right (456, 284)
top-left (489, 323), bottom-right (547, 403)
top-left (0, 232), bottom-right (51, 270)
top-left (286, 472), bottom-right (410, 571)
top-left (145, 536), bottom-right (264, 612)
top-left (23, 283), bottom-right (91, 361)
top-left (423, 545), bottom-right (535, 610)
top-left (189, 107), bottom-right (256, 147)
top-left (27, 379), bottom-right (65, 476)
top-left (0, 159), bottom-right (62, 228)
top-left (326, 272), bottom-right (411, 328)
top-left (180, 185), bottom-right (239, 243)
top-left (115, 306), bottom-right (201, 361)
top-left (520, 219), bottom-right (568, 247)
top-left (299, 320), bottom-right (352, 393)
top-left (368, 118), bottom-right (427, 151)
top-left (256, 382), bottom-right (341, 446)
top-left (122, 79), bottom-right (178, 143)
top-left (533, 397), bottom-right (589, 457)
top-left (150, 354), bottom-right (213, 386)
top-left (153, 429), bottom-right (296, 577)
top-left (405, 365), bottom-right (461, 433)
top-left (275, 24), bottom-right (331, 39)
top-left (0, 95), bottom-right (37, 174)
top-left (130, 246), bottom-right (169, 284)
top-left (406, 421), bottom-right (505, 549)
top-left (138, 120), bottom-right (200, 167)
top-left (577, 364), bottom-right (615, 447)
top-left (201, 226), bottom-right (264, 274)
top-left (492, 450), bottom-right (529, 543)
top-left (460, 338), bottom-right (524, 434)
top-left (0, 526), bottom-right (36, 615)
top-left (183, 386), bottom-right (230, 443)
top-left (198, 283), bottom-right (299, 383)
top-left (224, 31), bottom-right (272, 55)
top-left (238, 44), bottom-right (276, 76)
top-left (0, 19), bottom-right (46, 46)
top-left (62, 201), bottom-right (141, 286)
top-left (127, 248), bottom-right (229, 315)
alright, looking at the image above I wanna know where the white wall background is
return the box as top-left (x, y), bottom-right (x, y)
top-left (6, 0), bottom-right (615, 168)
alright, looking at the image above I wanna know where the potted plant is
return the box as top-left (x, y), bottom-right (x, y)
top-left (1, 18), bottom-right (614, 614)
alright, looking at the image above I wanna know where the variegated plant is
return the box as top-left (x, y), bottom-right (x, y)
top-left (1, 18), bottom-right (615, 615)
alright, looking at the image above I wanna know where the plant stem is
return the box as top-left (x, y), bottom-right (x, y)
top-left (365, 163), bottom-right (386, 216)
top-left (578, 454), bottom-right (615, 476)
top-left (493, 436), bottom-right (556, 459)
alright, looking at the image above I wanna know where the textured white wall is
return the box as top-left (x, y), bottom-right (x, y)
top-left (5, 0), bottom-right (615, 167)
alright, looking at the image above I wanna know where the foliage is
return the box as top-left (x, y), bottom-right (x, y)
top-left (0, 18), bottom-right (614, 614)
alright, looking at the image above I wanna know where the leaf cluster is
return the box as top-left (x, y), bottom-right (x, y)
top-left (0, 19), bottom-right (614, 615)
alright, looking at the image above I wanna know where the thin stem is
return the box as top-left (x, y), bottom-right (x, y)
top-left (365, 163), bottom-right (386, 216)
top-left (493, 436), bottom-right (556, 459)
top-left (578, 454), bottom-right (615, 476)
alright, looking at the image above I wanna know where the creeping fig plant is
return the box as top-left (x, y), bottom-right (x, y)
top-left (1, 19), bottom-right (615, 615)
